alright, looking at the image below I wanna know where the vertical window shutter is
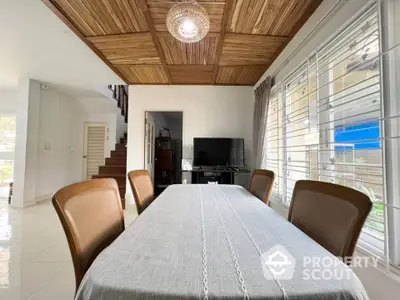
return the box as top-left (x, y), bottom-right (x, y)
top-left (87, 126), bottom-right (106, 179)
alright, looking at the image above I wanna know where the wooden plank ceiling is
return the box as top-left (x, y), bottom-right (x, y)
top-left (42, 0), bottom-right (322, 85)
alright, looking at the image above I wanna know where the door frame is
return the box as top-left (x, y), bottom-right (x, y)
top-left (143, 110), bottom-right (184, 183)
top-left (82, 122), bottom-right (108, 180)
top-left (144, 112), bottom-right (156, 181)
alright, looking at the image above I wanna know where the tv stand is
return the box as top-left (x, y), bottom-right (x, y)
top-left (182, 167), bottom-right (250, 185)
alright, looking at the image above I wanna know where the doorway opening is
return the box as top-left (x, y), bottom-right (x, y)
top-left (144, 111), bottom-right (183, 195)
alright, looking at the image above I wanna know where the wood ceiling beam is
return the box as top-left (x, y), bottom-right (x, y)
top-left (155, 31), bottom-right (285, 39)
top-left (222, 32), bottom-right (290, 38)
top-left (212, 0), bottom-right (234, 84)
top-left (138, 0), bottom-right (173, 84)
top-left (120, 82), bottom-right (253, 86)
top-left (40, 0), bottom-right (129, 84)
top-left (147, 1), bottom-right (226, 4)
top-left (218, 64), bottom-right (270, 68)
top-left (156, 31), bottom-right (220, 37)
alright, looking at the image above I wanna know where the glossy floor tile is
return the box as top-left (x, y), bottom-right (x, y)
top-left (0, 199), bottom-right (138, 300)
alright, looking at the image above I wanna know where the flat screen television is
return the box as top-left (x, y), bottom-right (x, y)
top-left (193, 138), bottom-right (245, 167)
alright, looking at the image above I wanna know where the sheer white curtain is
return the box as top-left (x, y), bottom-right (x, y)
top-left (253, 77), bottom-right (272, 169)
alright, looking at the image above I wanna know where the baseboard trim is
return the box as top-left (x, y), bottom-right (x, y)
top-left (10, 200), bottom-right (36, 208)
top-left (9, 194), bottom-right (51, 208)
top-left (35, 194), bottom-right (52, 203)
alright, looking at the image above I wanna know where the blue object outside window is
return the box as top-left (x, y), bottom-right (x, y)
top-left (334, 121), bottom-right (380, 150)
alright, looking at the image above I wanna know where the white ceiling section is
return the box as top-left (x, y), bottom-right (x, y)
top-left (0, 0), bottom-right (124, 91)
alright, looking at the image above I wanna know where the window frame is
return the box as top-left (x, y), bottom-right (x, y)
top-left (264, 1), bottom-right (400, 267)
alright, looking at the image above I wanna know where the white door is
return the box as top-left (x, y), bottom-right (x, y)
top-left (83, 123), bottom-right (108, 180)
top-left (144, 113), bottom-right (156, 181)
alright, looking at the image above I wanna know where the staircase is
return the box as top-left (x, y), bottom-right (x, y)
top-left (92, 85), bottom-right (128, 209)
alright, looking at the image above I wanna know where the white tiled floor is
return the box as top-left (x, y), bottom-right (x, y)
top-left (0, 198), bottom-right (138, 300)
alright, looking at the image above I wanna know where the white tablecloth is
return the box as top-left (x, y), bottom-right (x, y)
top-left (76, 184), bottom-right (368, 300)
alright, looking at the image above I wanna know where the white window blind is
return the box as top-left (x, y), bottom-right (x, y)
top-left (264, 3), bottom-right (400, 267)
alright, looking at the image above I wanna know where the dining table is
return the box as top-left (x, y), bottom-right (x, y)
top-left (75, 184), bottom-right (369, 300)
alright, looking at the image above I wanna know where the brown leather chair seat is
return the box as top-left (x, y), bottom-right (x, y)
top-left (52, 178), bottom-right (125, 292)
top-left (128, 169), bottom-right (155, 215)
top-left (288, 180), bottom-right (373, 259)
top-left (249, 169), bottom-right (275, 205)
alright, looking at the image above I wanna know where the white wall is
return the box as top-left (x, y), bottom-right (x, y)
top-left (0, 90), bottom-right (17, 113)
top-left (76, 97), bottom-right (122, 152)
top-left (255, 0), bottom-right (400, 298)
top-left (0, 0), bottom-right (124, 90)
top-left (11, 79), bottom-right (41, 207)
top-left (35, 89), bottom-right (82, 198)
top-left (2, 85), bottom-right (123, 204)
top-left (33, 90), bottom-right (123, 200)
top-left (1, 87), bottom-right (88, 202)
top-left (127, 85), bottom-right (254, 197)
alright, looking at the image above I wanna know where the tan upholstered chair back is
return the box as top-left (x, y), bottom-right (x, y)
top-left (128, 170), bottom-right (154, 214)
top-left (52, 178), bottom-right (124, 291)
top-left (288, 180), bottom-right (372, 259)
top-left (249, 169), bottom-right (275, 205)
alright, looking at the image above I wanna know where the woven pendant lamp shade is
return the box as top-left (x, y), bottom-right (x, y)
top-left (166, 1), bottom-right (210, 43)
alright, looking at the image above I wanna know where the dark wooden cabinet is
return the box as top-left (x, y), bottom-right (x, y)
top-left (154, 136), bottom-right (181, 194)
top-left (155, 148), bottom-right (173, 170)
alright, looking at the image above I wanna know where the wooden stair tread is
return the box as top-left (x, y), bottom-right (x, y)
top-left (98, 173), bottom-right (126, 176)
top-left (99, 166), bottom-right (126, 170)
top-left (93, 174), bottom-right (126, 177)
top-left (105, 158), bottom-right (126, 162)
top-left (92, 131), bottom-right (128, 209)
top-left (111, 152), bottom-right (126, 156)
top-left (100, 165), bottom-right (126, 168)
top-left (105, 165), bottom-right (126, 167)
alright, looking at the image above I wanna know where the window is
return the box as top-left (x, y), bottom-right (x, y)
top-left (264, 4), bottom-right (400, 266)
top-left (0, 116), bottom-right (16, 152)
top-left (0, 116), bottom-right (16, 197)
top-left (264, 86), bottom-right (284, 203)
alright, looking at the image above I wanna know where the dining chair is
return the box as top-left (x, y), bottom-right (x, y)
top-left (52, 178), bottom-right (125, 292)
top-left (128, 169), bottom-right (155, 215)
top-left (288, 180), bottom-right (372, 259)
top-left (248, 169), bottom-right (275, 205)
